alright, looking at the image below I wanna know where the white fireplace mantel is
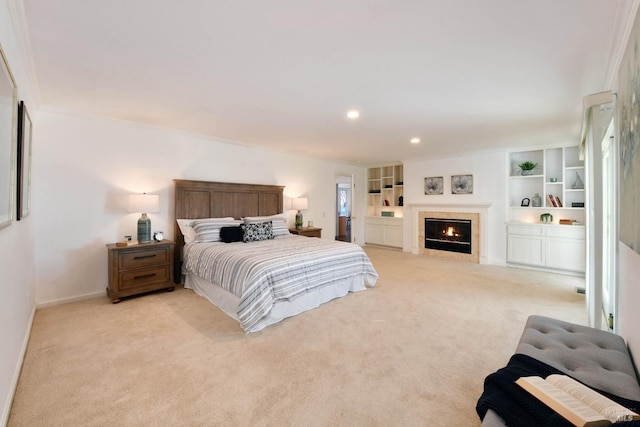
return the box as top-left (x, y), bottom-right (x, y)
top-left (405, 202), bottom-right (493, 263)
top-left (407, 202), bottom-right (493, 210)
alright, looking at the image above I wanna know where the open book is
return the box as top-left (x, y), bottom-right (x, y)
top-left (516, 375), bottom-right (640, 427)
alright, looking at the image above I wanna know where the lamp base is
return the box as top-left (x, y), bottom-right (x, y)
top-left (295, 210), bottom-right (303, 229)
top-left (137, 213), bottom-right (152, 243)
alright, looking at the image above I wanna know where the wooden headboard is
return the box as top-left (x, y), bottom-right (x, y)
top-left (173, 179), bottom-right (285, 282)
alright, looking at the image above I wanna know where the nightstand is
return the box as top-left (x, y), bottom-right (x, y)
top-left (289, 227), bottom-right (322, 238)
top-left (106, 240), bottom-right (175, 303)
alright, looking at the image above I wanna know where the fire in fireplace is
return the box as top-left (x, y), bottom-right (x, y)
top-left (424, 218), bottom-right (472, 254)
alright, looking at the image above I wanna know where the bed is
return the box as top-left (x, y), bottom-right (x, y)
top-left (174, 179), bottom-right (379, 333)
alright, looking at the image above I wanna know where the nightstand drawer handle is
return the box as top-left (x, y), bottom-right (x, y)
top-left (134, 273), bottom-right (157, 280)
top-left (134, 254), bottom-right (157, 260)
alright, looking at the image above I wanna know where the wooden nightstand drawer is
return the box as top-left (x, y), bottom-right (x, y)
top-left (106, 240), bottom-right (175, 303)
top-left (120, 247), bottom-right (170, 269)
top-left (119, 265), bottom-right (171, 291)
top-left (289, 227), bottom-right (322, 238)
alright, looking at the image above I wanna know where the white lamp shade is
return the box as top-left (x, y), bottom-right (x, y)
top-left (291, 197), bottom-right (308, 210)
top-left (128, 194), bottom-right (160, 213)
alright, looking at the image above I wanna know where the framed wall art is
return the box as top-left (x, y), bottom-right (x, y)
top-left (424, 176), bottom-right (443, 195)
top-left (451, 174), bottom-right (473, 194)
top-left (0, 44), bottom-right (18, 230)
top-left (17, 100), bottom-right (32, 220)
top-left (619, 12), bottom-right (640, 254)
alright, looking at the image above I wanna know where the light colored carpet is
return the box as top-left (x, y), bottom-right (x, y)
top-left (9, 247), bottom-right (587, 426)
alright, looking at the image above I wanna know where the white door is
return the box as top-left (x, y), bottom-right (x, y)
top-left (601, 120), bottom-right (616, 330)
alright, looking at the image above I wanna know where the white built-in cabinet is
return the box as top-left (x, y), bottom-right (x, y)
top-left (366, 164), bottom-right (403, 248)
top-left (507, 223), bottom-right (586, 273)
top-left (365, 217), bottom-right (403, 248)
top-left (507, 146), bottom-right (586, 274)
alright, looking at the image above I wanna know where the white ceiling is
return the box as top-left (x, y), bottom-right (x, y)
top-left (18, 0), bottom-right (635, 165)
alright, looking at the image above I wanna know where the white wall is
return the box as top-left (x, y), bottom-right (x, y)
top-left (401, 151), bottom-right (508, 265)
top-left (0, 0), bottom-right (36, 424)
top-left (32, 110), bottom-right (367, 305)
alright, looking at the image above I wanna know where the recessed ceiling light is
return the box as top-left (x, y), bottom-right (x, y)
top-left (410, 138), bottom-right (420, 144)
top-left (347, 110), bottom-right (360, 119)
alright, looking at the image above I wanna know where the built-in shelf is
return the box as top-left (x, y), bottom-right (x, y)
top-left (508, 146), bottom-right (585, 223)
top-left (507, 145), bottom-right (586, 274)
top-left (367, 163), bottom-right (403, 217)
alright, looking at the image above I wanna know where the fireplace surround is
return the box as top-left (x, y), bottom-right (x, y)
top-left (425, 218), bottom-right (472, 254)
top-left (418, 211), bottom-right (480, 263)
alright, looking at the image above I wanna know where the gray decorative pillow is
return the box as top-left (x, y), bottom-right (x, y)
top-left (193, 219), bottom-right (242, 243)
top-left (241, 221), bottom-right (274, 242)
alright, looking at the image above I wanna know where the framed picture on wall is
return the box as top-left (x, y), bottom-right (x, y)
top-left (451, 174), bottom-right (473, 194)
top-left (17, 100), bottom-right (32, 220)
top-left (0, 44), bottom-right (18, 230)
top-left (424, 176), bottom-right (443, 195)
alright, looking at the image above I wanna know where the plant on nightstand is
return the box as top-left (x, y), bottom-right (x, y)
top-left (518, 161), bottom-right (538, 176)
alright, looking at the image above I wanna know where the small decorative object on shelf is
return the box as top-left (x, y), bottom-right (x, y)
top-left (540, 213), bottom-right (553, 223)
top-left (571, 172), bottom-right (584, 189)
top-left (518, 161), bottom-right (538, 176)
top-left (398, 196), bottom-right (403, 206)
top-left (521, 198), bottom-right (530, 207)
top-left (532, 193), bottom-right (542, 207)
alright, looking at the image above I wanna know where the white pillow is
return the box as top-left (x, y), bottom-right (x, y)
top-left (177, 217), bottom-right (234, 244)
top-left (242, 215), bottom-right (289, 236)
top-left (243, 214), bottom-right (286, 223)
top-left (193, 219), bottom-right (242, 243)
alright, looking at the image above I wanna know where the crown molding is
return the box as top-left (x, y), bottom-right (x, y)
top-left (7, 0), bottom-right (41, 107)
top-left (604, 0), bottom-right (640, 90)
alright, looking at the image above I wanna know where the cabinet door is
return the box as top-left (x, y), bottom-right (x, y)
top-left (384, 226), bottom-right (403, 248)
top-left (545, 238), bottom-right (586, 272)
top-left (507, 235), bottom-right (544, 266)
top-left (365, 223), bottom-right (385, 245)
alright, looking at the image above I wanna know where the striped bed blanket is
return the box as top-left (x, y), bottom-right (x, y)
top-left (183, 235), bottom-right (379, 332)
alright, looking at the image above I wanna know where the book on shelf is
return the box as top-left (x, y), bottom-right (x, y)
top-left (516, 375), bottom-right (639, 427)
top-left (555, 195), bottom-right (563, 207)
top-left (548, 194), bottom-right (558, 207)
top-left (559, 219), bottom-right (577, 225)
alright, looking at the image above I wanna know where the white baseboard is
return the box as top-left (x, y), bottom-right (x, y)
top-left (36, 290), bottom-right (106, 309)
top-left (1, 305), bottom-right (36, 427)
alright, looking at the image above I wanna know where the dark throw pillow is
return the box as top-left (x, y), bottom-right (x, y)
top-left (220, 226), bottom-right (244, 243)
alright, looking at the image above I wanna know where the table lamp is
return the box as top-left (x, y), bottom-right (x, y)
top-left (292, 197), bottom-right (308, 229)
top-left (128, 193), bottom-right (159, 243)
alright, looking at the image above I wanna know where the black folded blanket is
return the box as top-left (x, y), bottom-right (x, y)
top-left (476, 353), bottom-right (640, 427)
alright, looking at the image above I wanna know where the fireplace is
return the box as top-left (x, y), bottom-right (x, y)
top-left (417, 210), bottom-right (481, 263)
top-left (425, 218), bottom-right (472, 254)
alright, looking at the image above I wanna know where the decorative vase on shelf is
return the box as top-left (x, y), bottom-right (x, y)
top-left (540, 213), bottom-right (553, 223)
top-left (571, 172), bottom-right (584, 189)
top-left (521, 170), bottom-right (534, 176)
top-left (532, 193), bottom-right (542, 207)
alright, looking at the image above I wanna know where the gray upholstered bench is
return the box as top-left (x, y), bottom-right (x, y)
top-left (482, 315), bottom-right (640, 426)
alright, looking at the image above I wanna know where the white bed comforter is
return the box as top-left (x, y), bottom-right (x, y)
top-left (183, 235), bottom-right (378, 332)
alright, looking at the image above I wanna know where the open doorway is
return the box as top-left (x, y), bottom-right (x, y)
top-left (335, 176), bottom-right (353, 242)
